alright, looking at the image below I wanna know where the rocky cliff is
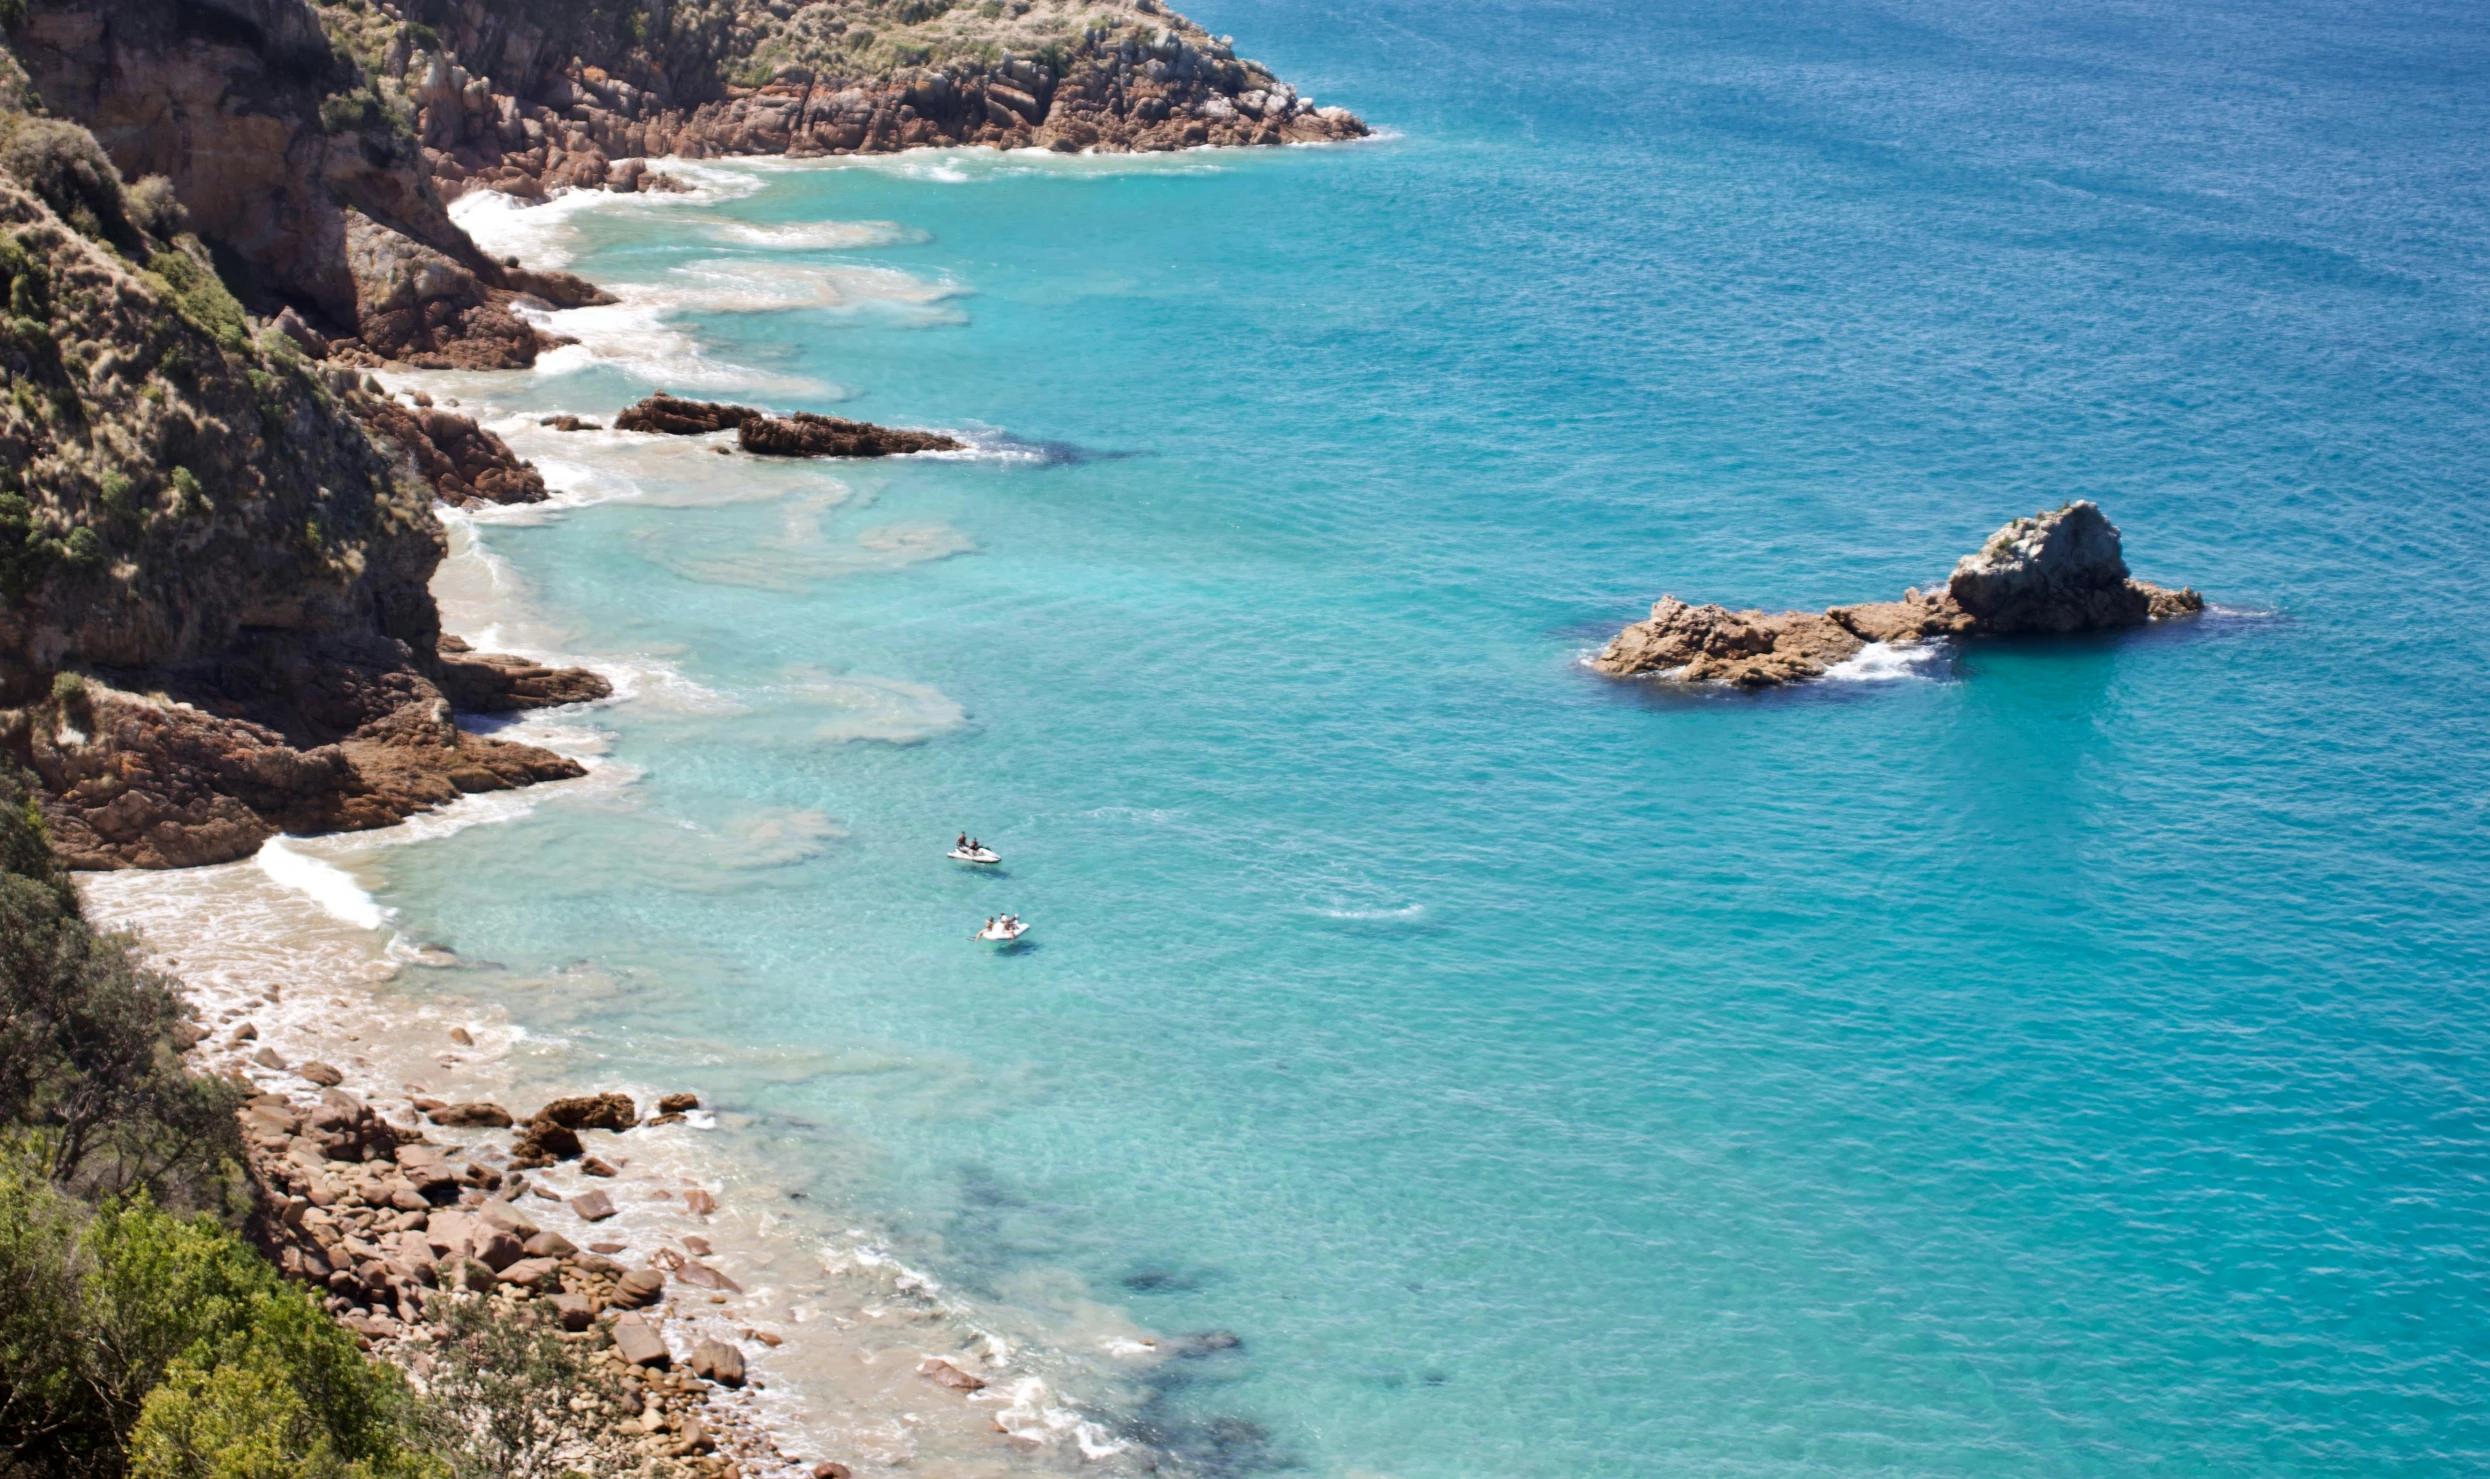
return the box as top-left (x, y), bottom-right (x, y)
top-left (0, 84), bottom-right (605, 867)
top-left (0, 0), bottom-right (1357, 868)
top-left (8, 0), bottom-right (617, 368)
top-left (1593, 502), bottom-right (2204, 688)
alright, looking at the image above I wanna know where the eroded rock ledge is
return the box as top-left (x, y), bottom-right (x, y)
top-left (1594, 502), bottom-right (2205, 688)
top-left (615, 394), bottom-right (964, 458)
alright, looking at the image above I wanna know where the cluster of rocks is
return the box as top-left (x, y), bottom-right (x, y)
top-left (613, 394), bottom-right (965, 458)
top-left (1593, 502), bottom-right (2206, 688)
top-left (237, 1080), bottom-right (838, 1479)
top-left (329, 210), bottom-right (617, 371)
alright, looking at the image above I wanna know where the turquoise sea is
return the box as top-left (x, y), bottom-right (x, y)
top-left (343, 0), bottom-right (2490, 1472)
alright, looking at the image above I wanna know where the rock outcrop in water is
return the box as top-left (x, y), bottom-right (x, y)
top-left (739, 411), bottom-right (962, 458)
top-left (616, 393), bottom-right (964, 457)
top-left (1594, 502), bottom-right (2204, 688)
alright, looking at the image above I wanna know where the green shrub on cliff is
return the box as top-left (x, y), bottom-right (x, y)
top-left (0, 116), bottom-right (136, 250)
top-left (124, 177), bottom-right (187, 241)
top-left (0, 489), bottom-right (65, 599)
top-left (145, 248), bottom-right (250, 355)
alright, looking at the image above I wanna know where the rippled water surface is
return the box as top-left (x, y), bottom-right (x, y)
top-left (275, 0), bottom-right (2490, 1472)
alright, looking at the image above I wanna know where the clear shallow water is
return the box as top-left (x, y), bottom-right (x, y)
top-left (277, 0), bottom-right (2490, 1472)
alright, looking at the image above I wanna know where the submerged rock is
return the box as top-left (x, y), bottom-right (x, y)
top-left (1593, 502), bottom-right (2202, 689)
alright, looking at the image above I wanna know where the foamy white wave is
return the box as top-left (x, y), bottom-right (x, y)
top-left (429, 515), bottom-right (737, 718)
top-left (1825, 640), bottom-right (1949, 682)
top-left (661, 256), bottom-right (963, 320)
top-left (475, 251), bottom-right (957, 395)
top-left (1317, 902), bottom-right (1428, 922)
top-left (449, 188), bottom-right (614, 269)
top-left (703, 218), bottom-right (927, 250)
top-left (256, 838), bottom-right (387, 931)
top-left (516, 296), bottom-right (835, 397)
top-left (450, 163), bottom-right (764, 266)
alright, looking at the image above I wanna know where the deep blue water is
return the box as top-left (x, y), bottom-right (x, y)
top-left (376, 0), bottom-right (2490, 1472)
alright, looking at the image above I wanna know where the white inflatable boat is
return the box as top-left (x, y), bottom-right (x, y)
top-left (975, 918), bottom-right (1029, 944)
top-left (948, 846), bottom-right (1002, 865)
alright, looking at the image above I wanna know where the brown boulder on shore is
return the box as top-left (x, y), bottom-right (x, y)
top-left (510, 1119), bottom-right (583, 1167)
top-left (1593, 502), bottom-right (2203, 689)
top-left (535, 1093), bottom-right (638, 1131)
top-left (690, 1340), bottom-right (747, 1387)
top-left (363, 400), bottom-right (550, 507)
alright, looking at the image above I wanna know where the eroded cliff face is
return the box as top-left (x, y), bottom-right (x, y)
top-left (0, 119), bottom-right (603, 868)
top-left (9, 0), bottom-right (614, 367)
top-left (0, 169), bottom-right (437, 690)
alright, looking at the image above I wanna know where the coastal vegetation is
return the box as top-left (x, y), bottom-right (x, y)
top-left (0, 760), bottom-right (645, 1478)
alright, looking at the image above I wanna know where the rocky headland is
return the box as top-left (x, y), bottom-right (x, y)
top-left (0, 0), bottom-right (1360, 865)
top-left (0, 127), bottom-right (607, 867)
top-left (365, 0), bottom-right (1369, 206)
top-left (1594, 502), bottom-right (2205, 688)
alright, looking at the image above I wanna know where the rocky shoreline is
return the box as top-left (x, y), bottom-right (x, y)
top-left (0, 0), bottom-right (1351, 1469)
top-left (91, 845), bottom-right (1171, 1478)
top-left (1593, 501), bottom-right (2205, 688)
top-left (232, 1071), bottom-right (815, 1479)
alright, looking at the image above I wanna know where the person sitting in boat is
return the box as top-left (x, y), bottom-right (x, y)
top-left (983, 916), bottom-right (997, 933)
top-left (959, 833), bottom-right (970, 851)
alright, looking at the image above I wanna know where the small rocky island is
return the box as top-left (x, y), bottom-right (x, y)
top-left (1594, 502), bottom-right (2204, 688)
